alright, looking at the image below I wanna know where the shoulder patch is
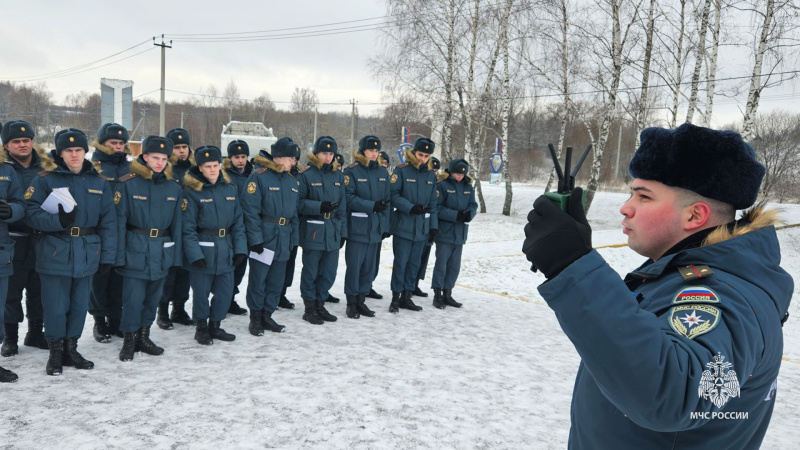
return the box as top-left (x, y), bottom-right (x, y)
top-left (118, 173), bottom-right (137, 183)
top-left (677, 265), bottom-right (714, 281)
top-left (181, 198), bottom-right (188, 211)
top-left (672, 286), bottom-right (720, 304)
top-left (344, 175), bottom-right (350, 186)
top-left (247, 181), bottom-right (257, 194)
top-left (97, 174), bottom-right (112, 182)
top-left (390, 174), bottom-right (398, 184)
top-left (668, 304), bottom-right (721, 340)
top-left (24, 186), bottom-right (35, 199)
top-left (255, 167), bottom-right (268, 175)
top-left (114, 191), bottom-right (121, 205)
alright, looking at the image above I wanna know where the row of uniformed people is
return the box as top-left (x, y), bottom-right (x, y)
top-left (0, 120), bottom-right (476, 380)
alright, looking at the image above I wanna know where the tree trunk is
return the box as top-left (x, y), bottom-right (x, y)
top-left (635, 0), bottom-right (657, 150)
top-left (500, 0), bottom-right (514, 216)
top-left (703, 0), bottom-right (721, 126)
top-left (741, 0), bottom-right (774, 142)
top-left (685, 0), bottom-right (711, 124)
top-left (544, 1), bottom-right (571, 193)
top-left (670, 0), bottom-right (687, 128)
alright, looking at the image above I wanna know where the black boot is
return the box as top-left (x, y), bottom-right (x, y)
top-left (119, 332), bottom-right (136, 361)
top-left (399, 290), bottom-right (423, 311)
top-left (62, 338), bottom-right (94, 370)
top-left (46, 339), bottom-right (63, 376)
top-left (137, 327), bottom-right (164, 356)
top-left (0, 365), bottom-right (17, 383)
top-left (261, 311), bottom-right (286, 333)
top-left (156, 303), bottom-right (173, 330)
top-left (171, 300), bottom-right (195, 326)
top-left (412, 281), bottom-right (428, 297)
top-left (317, 301), bottom-right (338, 322)
top-left (432, 288), bottom-right (447, 309)
top-left (443, 289), bottom-right (463, 308)
top-left (107, 318), bottom-right (124, 338)
top-left (249, 311), bottom-right (264, 336)
top-left (195, 319), bottom-right (213, 345)
top-left (389, 292), bottom-right (401, 314)
top-left (209, 321), bottom-right (236, 341)
top-left (1, 323), bottom-right (19, 357)
top-left (302, 300), bottom-right (324, 325)
top-left (228, 299), bottom-right (248, 315)
top-left (345, 295), bottom-right (361, 319)
top-left (24, 319), bottom-right (49, 350)
top-left (356, 294), bottom-right (375, 318)
top-left (92, 315), bottom-right (112, 343)
top-left (278, 295), bottom-right (295, 309)
top-left (325, 294), bottom-right (340, 304)
top-left (366, 288), bottom-right (383, 299)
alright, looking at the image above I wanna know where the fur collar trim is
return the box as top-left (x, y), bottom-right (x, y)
top-left (92, 138), bottom-right (132, 156)
top-left (404, 148), bottom-right (431, 171)
top-left (307, 151), bottom-right (340, 171)
top-left (253, 155), bottom-right (285, 173)
top-left (130, 156), bottom-right (174, 181)
top-left (703, 201), bottom-right (780, 247)
top-left (183, 166), bottom-right (232, 192)
top-left (169, 150), bottom-right (196, 167)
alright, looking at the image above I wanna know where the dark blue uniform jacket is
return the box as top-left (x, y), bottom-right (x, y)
top-left (389, 149), bottom-right (438, 241)
top-left (180, 166), bottom-right (247, 275)
top-left (223, 158), bottom-right (253, 197)
top-left (0, 150), bottom-right (27, 277)
top-left (435, 174), bottom-right (478, 246)
top-left (91, 139), bottom-right (131, 183)
top-left (24, 151), bottom-right (116, 278)
top-left (240, 154), bottom-right (299, 263)
top-left (343, 152), bottom-right (390, 245)
top-left (6, 146), bottom-right (45, 270)
top-left (169, 150), bottom-right (196, 185)
top-left (538, 208), bottom-right (793, 449)
top-left (114, 156), bottom-right (182, 280)
top-left (297, 152), bottom-right (347, 251)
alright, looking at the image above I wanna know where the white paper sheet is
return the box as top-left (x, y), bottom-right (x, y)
top-left (351, 212), bottom-right (368, 218)
top-left (249, 247), bottom-right (275, 266)
top-left (41, 187), bottom-right (76, 214)
top-left (164, 242), bottom-right (175, 248)
top-left (198, 242), bottom-right (215, 247)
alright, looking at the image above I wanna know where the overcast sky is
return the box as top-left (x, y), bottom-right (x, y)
top-left (1, 0), bottom-right (388, 114)
top-left (3, 1), bottom-right (800, 127)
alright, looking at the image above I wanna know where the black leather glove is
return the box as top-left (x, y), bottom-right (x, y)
top-left (382, 232), bottom-right (391, 240)
top-left (340, 237), bottom-right (346, 249)
top-left (0, 199), bottom-right (11, 220)
top-left (456, 210), bottom-right (471, 222)
top-left (410, 204), bottom-right (428, 215)
top-left (373, 199), bottom-right (389, 213)
top-left (233, 254), bottom-right (246, 266)
top-left (522, 188), bottom-right (592, 279)
top-left (96, 263), bottom-right (112, 275)
top-left (463, 210), bottom-right (474, 222)
top-left (58, 203), bottom-right (77, 228)
top-left (249, 243), bottom-right (264, 254)
top-left (428, 229), bottom-right (438, 243)
top-left (191, 258), bottom-right (208, 269)
top-left (320, 201), bottom-right (337, 213)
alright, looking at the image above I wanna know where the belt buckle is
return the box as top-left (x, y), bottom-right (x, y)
top-left (70, 227), bottom-right (80, 237)
top-left (218, 228), bottom-right (226, 237)
top-left (323, 212), bottom-right (331, 220)
top-left (149, 228), bottom-right (158, 238)
top-left (278, 217), bottom-right (286, 226)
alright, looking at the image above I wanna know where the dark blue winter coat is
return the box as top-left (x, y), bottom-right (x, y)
top-left (389, 149), bottom-right (438, 241)
top-left (24, 151), bottom-right (117, 278)
top-left (180, 166), bottom-right (247, 275)
top-left (435, 173), bottom-right (478, 246)
top-left (169, 150), bottom-right (195, 185)
top-left (223, 157), bottom-right (254, 197)
top-left (0, 151), bottom-right (27, 277)
top-left (114, 156), bottom-right (182, 280)
top-left (6, 146), bottom-right (46, 270)
top-left (538, 208), bottom-right (793, 449)
top-left (343, 152), bottom-right (390, 244)
top-left (91, 139), bottom-right (131, 183)
top-left (297, 152), bottom-right (347, 251)
top-left (240, 154), bottom-right (299, 263)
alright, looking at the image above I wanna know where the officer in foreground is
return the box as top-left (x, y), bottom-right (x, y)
top-left (25, 129), bottom-right (117, 375)
top-left (221, 140), bottom-right (253, 316)
top-left (431, 158), bottom-right (477, 309)
top-left (89, 122), bottom-right (131, 343)
top-left (412, 155), bottom-right (443, 298)
top-left (1, 120), bottom-right (47, 360)
top-left (114, 136), bottom-right (182, 361)
top-left (0, 121), bottom-right (27, 382)
top-left (366, 150), bottom-right (393, 300)
top-left (522, 123), bottom-right (793, 448)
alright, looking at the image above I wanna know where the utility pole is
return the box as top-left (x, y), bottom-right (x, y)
top-left (313, 107), bottom-right (318, 143)
top-left (350, 99), bottom-right (357, 161)
top-left (154, 35), bottom-right (172, 136)
top-left (180, 111), bottom-right (184, 128)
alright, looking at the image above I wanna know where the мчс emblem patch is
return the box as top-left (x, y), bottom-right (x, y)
top-left (344, 175), bottom-right (350, 186)
top-left (181, 198), bottom-right (188, 211)
top-left (699, 353), bottom-right (740, 408)
top-left (668, 304), bottom-right (720, 339)
top-left (247, 182), bottom-right (257, 194)
top-left (24, 186), bottom-right (34, 199)
top-left (390, 174), bottom-right (398, 184)
top-left (114, 191), bottom-right (121, 205)
top-left (673, 286), bottom-right (720, 304)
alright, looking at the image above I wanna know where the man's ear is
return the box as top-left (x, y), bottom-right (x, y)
top-left (685, 202), bottom-right (711, 231)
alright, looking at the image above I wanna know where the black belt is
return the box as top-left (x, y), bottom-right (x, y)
top-left (51, 227), bottom-right (97, 237)
top-left (127, 223), bottom-right (171, 238)
top-left (260, 214), bottom-right (291, 225)
top-left (198, 227), bottom-right (230, 237)
top-left (306, 212), bottom-right (337, 220)
top-left (9, 225), bottom-right (41, 235)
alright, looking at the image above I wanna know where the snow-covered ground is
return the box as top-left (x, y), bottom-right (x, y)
top-left (1, 183), bottom-right (798, 449)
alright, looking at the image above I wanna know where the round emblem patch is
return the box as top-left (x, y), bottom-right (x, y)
top-left (344, 175), bottom-right (350, 186)
top-left (390, 174), bottom-right (398, 184)
top-left (247, 182), bottom-right (257, 194)
top-left (114, 191), bottom-right (121, 205)
top-left (24, 186), bottom-right (34, 199)
top-left (668, 304), bottom-right (721, 340)
top-left (181, 198), bottom-right (188, 211)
